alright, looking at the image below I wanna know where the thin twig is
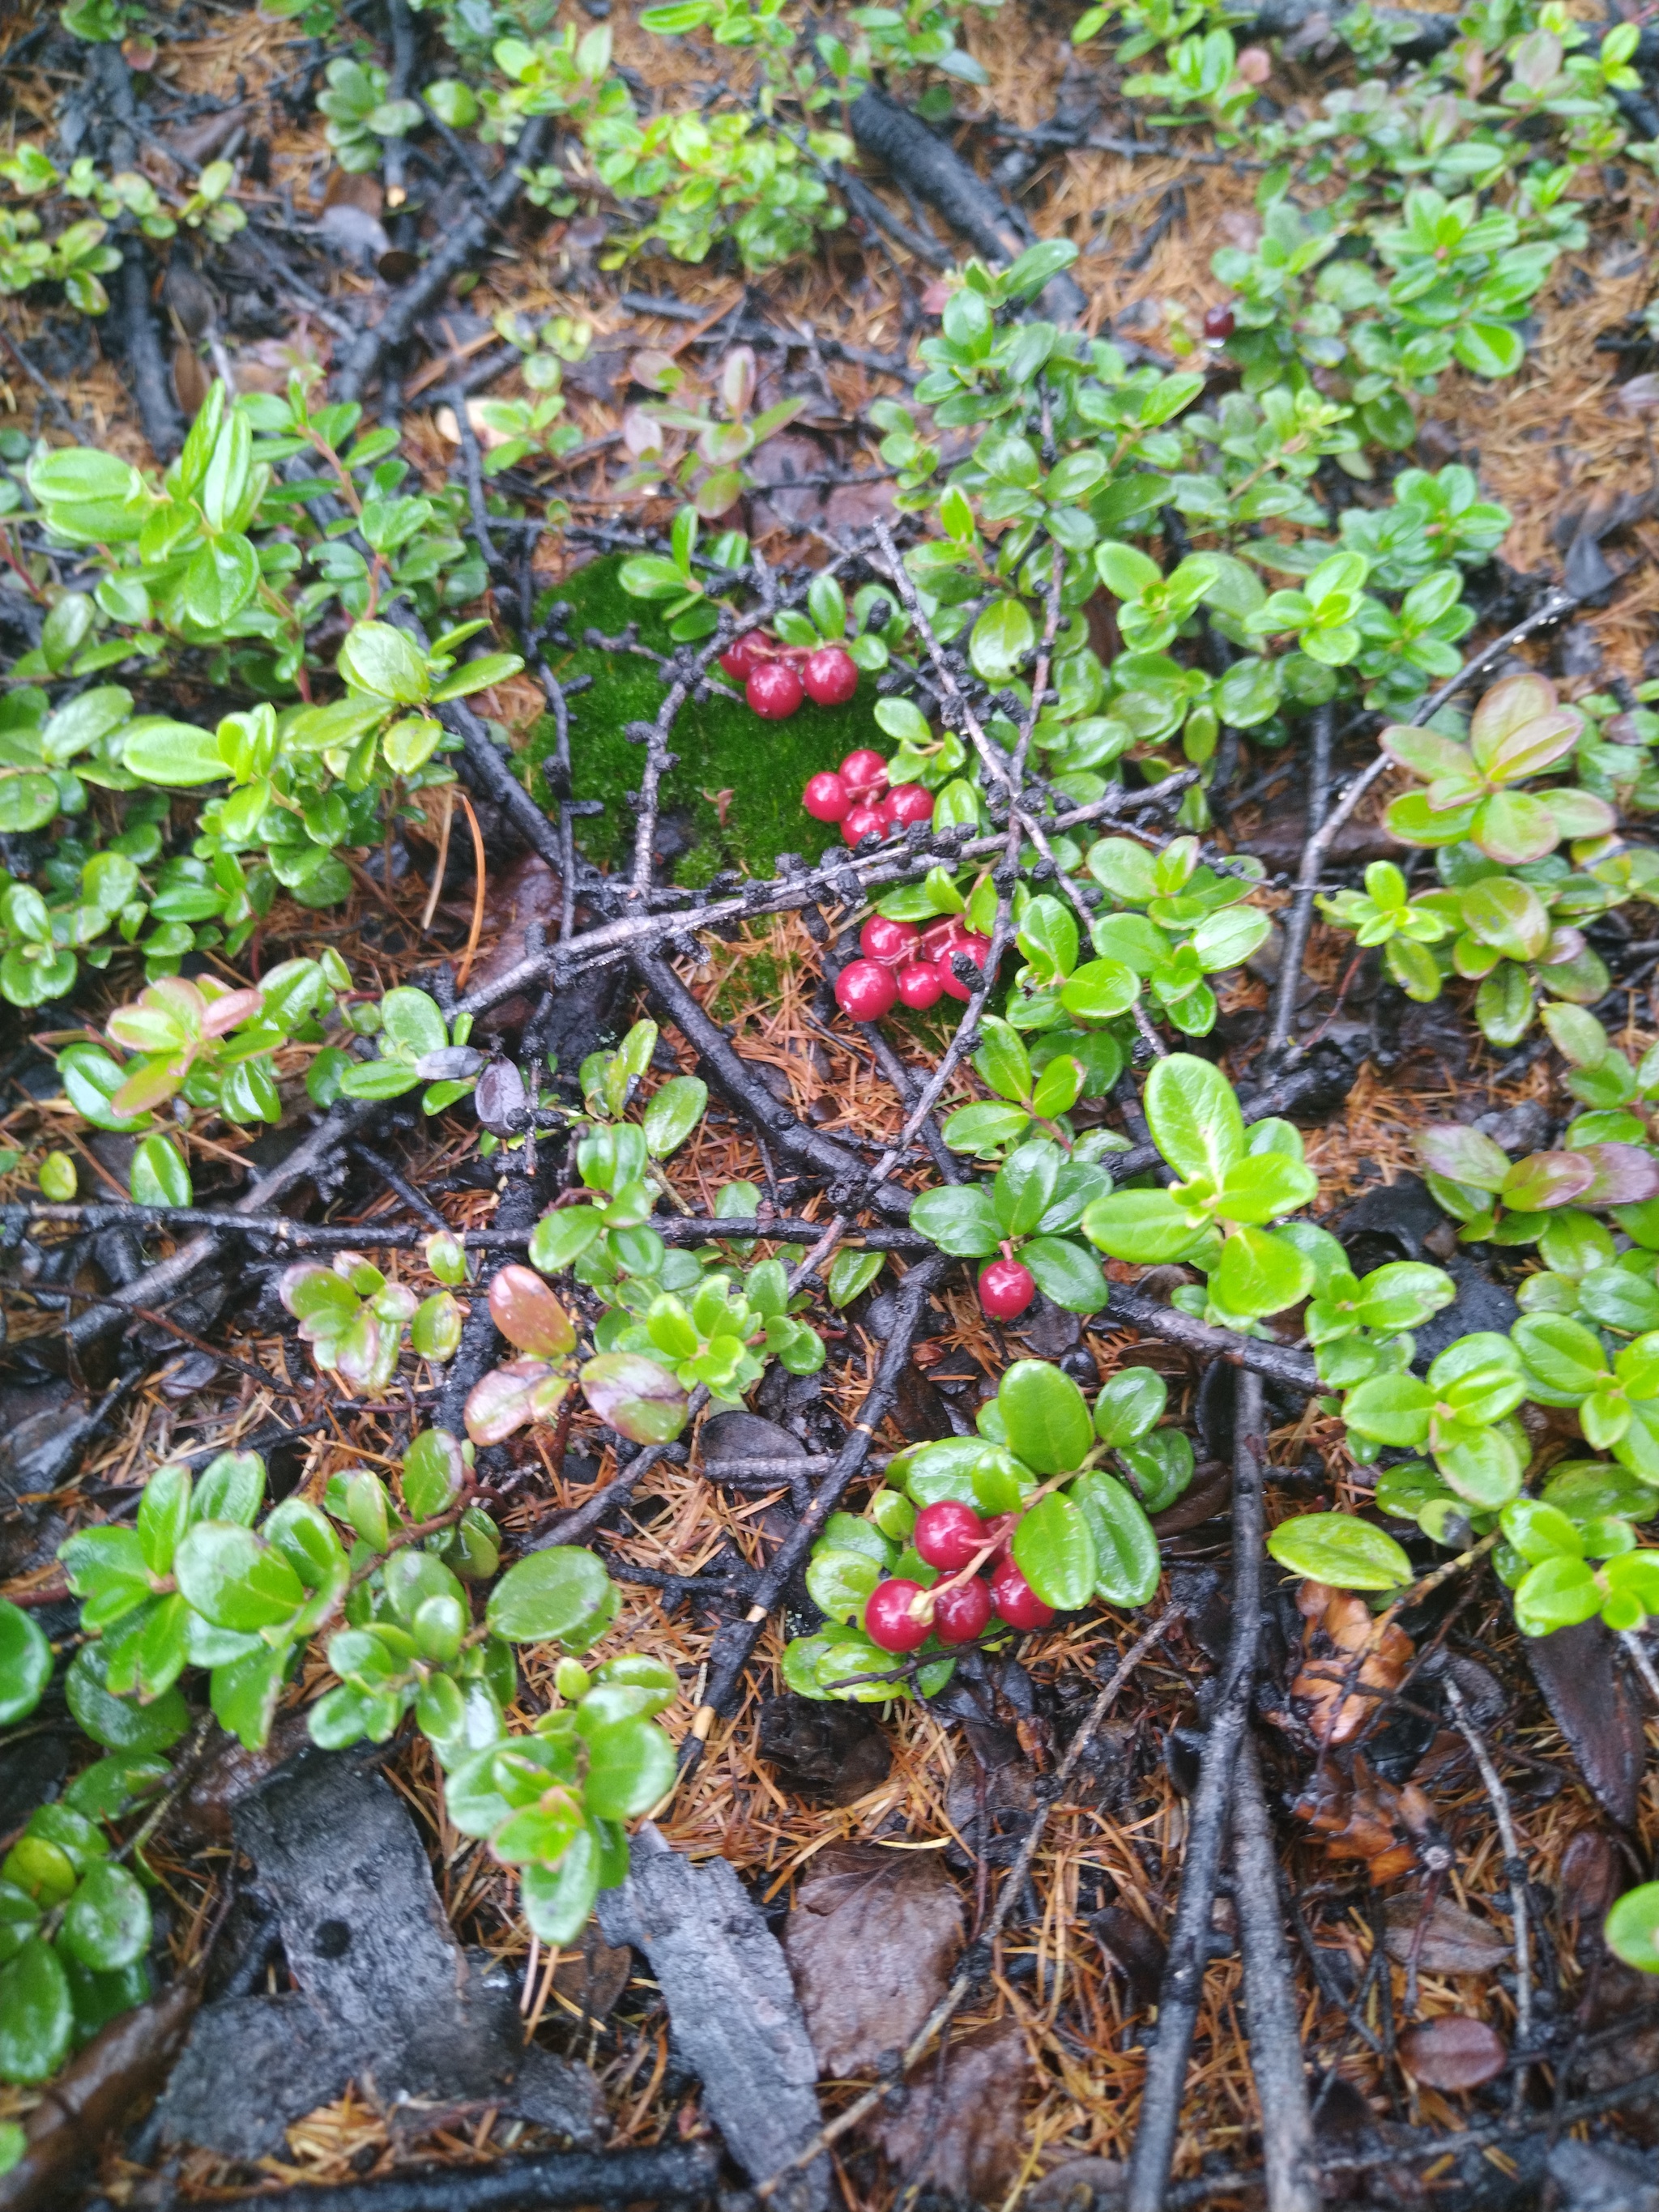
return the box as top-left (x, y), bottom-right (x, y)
top-left (1441, 1669), bottom-right (1532, 2106)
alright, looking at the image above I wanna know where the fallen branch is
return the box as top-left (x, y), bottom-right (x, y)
top-left (332, 118), bottom-right (551, 405)
top-left (847, 89), bottom-right (1087, 319)
top-left (63, 1101), bottom-right (377, 1355)
top-left (1230, 1737), bottom-right (1319, 2212)
top-left (204, 2143), bottom-right (722, 2212)
top-left (1106, 1286), bottom-right (1319, 1394)
top-left (632, 949), bottom-right (919, 1220)
top-left (1125, 1366), bottom-right (1266, 2212)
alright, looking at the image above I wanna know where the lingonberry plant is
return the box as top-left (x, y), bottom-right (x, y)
top-left (787, 1357), bottom-right (1182, 1700)
top-left (0, 1435), bottom-right (677, 2073)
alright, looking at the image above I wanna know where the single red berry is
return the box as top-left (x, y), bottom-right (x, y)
top-left (865, 1578), bottom-right (932, 1653)
top-left (835, 958), bottom-right (898, 1021)
top-left (988, 1556), bottom-right (1055, 1631)
top-left (719, 631), bottom-right (771, 680)
top-left (802, 646), bottom-right (859, 707)
top-left (841, 801), bottom-right (887, 846)
top-left (839, 748), bottom-right (889, 794)
top-left (860, 915), bottom-right (920, 965)
top-left (979, 1255), bottom-right (1036, 1321)
top-left (896, 961), bottom-right (945, 1010)
top-left (748, 662), bottom-right (804, 720)
top-left (932, 1576), bottom-right (993, 1645)
top-left (915, 1501), bottom-right (990, 1571)
top-left (937, 931), bottom-right (992, 1001)
top-left (1203, 303), bottom-right (1236, 342)
top-left (885, 782), bottom-right (934, 827)
top-left (803, 770), bottom-right (851, 823)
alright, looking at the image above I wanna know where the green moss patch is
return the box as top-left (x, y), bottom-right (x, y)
top-left (524, 554), bottom-right (881, 888)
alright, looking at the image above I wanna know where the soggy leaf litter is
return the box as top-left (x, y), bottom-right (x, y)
top-left (5, 0), bottom-right (1659, 2204)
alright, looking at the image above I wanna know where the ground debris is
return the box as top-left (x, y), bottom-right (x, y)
top-left (596, 1825), bottom-right (827, 2210)
top-left (156, 1752), bottom-right (603, 2160)
top-left (783, 1843), bottom-right (964, 2076)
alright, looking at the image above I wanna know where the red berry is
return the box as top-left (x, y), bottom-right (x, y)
top-left (885, 782), bottom-right (934, 827)
top-left (915, 1501), bottom-right (989, 1571)
top-left (841, 802), bottom-right (887, 846)
top-left (803, 771), bottom-right (851, 823)
top-left (979, 1256), bottom-right (1036, 1321)
top-left (747, 662), bottom-right (804, 720)
top-left (895, 961), bottom-right (945, 1010)
top-left (835, 958), bottom-right (898, 1021)
top-left (988, 1556), bottom-right (1054, 1631)
top-left (1203, 303), bottom-right (1236, 342)
top-left (937, 931), bottom-right (992, 1001)
top-left (839, 748), bottom-right (889, 794)
top-left (802, 646), bottom-right (859, 707)
top-left (932, 1576), bottom-right (993, 1645)
top-left (861, 915), bottom-right (919, 965)
top-left (719, 631), bottom-right (771, 680)
top-left (865, 1578), bottom-right (932, 1653)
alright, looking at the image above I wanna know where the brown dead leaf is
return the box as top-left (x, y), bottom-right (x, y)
top-left (783, 1844), bottom-right (963, 2078)
top-left (1090, 1905), bottom-right (1166, 2007)
top-left (869, 2020), bottom-right (1030, 2198)
top-left (1398, 2015), bottom-right (1508, 2090)
top-left (551, 1924), bottom-right (633, 2018)
top-left (1295, 1756), bottom-right (1441, 1885)
top-left (1525, 1619), bottom-right (1644, 1826)
top-left (1559, 1831), bottom-right (1620, 1928)
top-left (1381, 1896), bottom-right (1508, 1975)
top-left (324, 168), bottom-right (384, 217)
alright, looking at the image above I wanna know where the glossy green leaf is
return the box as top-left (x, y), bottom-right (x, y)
top-left (1266, 1513), bottom-right (1412, 1591)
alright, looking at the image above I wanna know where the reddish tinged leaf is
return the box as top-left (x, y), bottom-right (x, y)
top-left (487, 1264), bottom-right (576, 1357)
top-left (1398, 2015), bottom-right (1508, 2090)
top-left (1524, 1617), bottom-right (1643, 1826)
top-left (1469, 671), bottom-right (1563, 766)
top-left (1413, 1123), bottom-right (1511, 1191)
top-left (198, 987), bottom-right (263, 1038)
top-left (1499, 1149), bottom-right (1594, 1212)
top-left (1559, 1830), bottom-right (1620, 1925)
top-left (464, 1357), bottom-right (569, 1446)
top-left (1576, 1142), bottom-right (1659, 1208)
top-left (1546, 788), bottom-right (1617, 840)
top-left (1380, 725), bottom-right (1474, 783)
top-left (1483, 706), bottom-right (1584, 783)
top-left (111, 1056), bottom-right (189, 1116)
top-left (1473, 788), bottom-right (1560, 865)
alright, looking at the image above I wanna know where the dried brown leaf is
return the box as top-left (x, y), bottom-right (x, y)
top-left (869, 2020), bottom-right (1030, 2198)
top-left (783, 1844), bottom-right (963, 2078)
top-left (1397, 2015), bottom-right (1508, 2091)
top-left (1381, 1896), bottom-right (1508, 1975)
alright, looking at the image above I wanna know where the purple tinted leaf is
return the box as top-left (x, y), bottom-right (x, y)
top-left (1544, 788), bottom-right (1617, 841)
top-left (279, 1263), bottom-right (357, 1324)
top-left (579, 1353), bottom-right (689, 1445)
top-left (474, 1059), bottom-right (528, 1135)
top-left (1413, 1123), bottom-right (1511, 1191)
top-left (1576, 1142), bottom-right (1659, 1208)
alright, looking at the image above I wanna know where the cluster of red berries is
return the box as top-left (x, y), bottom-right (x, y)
top-left (720, 631), bottom-right (859, 721)
top-left (802, 748), bottom-right (936, 847)
top-left (834, 913), bottom-right (992, 1021)
top-left (864, 1500), bottom-right (1055, 1655)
